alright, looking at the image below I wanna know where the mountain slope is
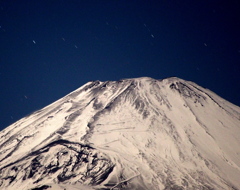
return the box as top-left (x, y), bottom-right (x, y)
top-left (0, 77), bottom-right (240, 190)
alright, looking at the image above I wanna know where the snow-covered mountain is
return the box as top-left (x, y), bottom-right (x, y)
top-left (0, 77), bottom-right (240, 190)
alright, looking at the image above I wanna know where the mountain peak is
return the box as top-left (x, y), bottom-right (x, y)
top-left (0, 77), bottom-right (240, 190)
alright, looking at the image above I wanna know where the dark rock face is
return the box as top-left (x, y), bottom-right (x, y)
top-left (30, 185), bottom-right (51, 190)
top-left (0, 140), bottom-right (114, 188)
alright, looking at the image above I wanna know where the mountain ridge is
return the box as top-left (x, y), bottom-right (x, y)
top-left (0, 77), bottom-right (240, 190)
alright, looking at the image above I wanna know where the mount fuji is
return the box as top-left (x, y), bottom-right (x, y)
top-left (0, 77), bottom-right (240, 190)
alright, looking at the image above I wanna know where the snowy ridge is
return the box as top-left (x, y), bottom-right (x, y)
top-left (0, 77), bottom-right (240, 190)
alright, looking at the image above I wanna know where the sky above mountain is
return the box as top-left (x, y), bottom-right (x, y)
top-left (0, 0), bottom-right (240, 130)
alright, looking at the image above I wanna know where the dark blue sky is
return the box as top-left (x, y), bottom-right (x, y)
top-left (1, 0), bottom-right (240, 130)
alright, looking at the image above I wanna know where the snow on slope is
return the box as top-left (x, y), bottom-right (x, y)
top-left (0, 77), bottom-right (240, 190)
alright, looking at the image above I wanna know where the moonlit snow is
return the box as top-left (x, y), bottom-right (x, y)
top-left (0, 77), bottom-right (240, 190)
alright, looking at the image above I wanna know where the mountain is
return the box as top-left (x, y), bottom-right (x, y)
top-left (0, 77), bottom-right (240, 190)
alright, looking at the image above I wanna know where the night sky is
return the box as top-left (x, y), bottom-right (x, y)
top-left (1, 0), bottom-right (240, 131)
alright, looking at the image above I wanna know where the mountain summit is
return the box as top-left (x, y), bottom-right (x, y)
top-left (0, 77), bottom-right (240, 190)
